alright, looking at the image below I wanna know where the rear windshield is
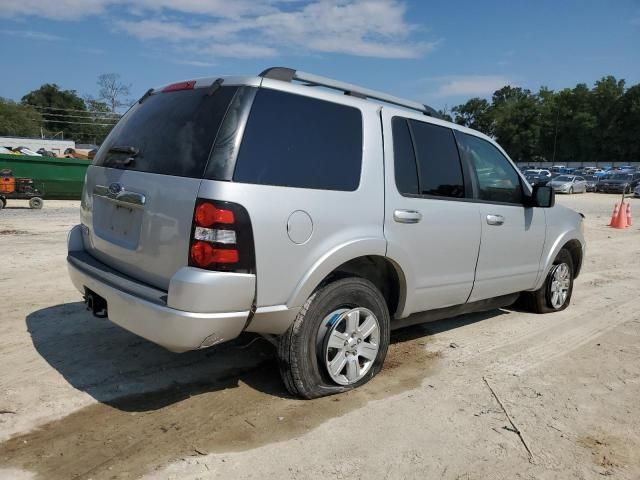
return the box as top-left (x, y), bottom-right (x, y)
top-left (94, 86), bottom-right (238, 177)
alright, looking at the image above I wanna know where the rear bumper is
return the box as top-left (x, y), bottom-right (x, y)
top-left (67, 225), bottom-right (253, 352)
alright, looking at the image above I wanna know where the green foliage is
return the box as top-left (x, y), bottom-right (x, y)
top-left (18, 83), bottom-right (116, 144)
top-left (0, 98), bottom-right (42, 137)
top-left (452, 76), bottom-right (639, 162)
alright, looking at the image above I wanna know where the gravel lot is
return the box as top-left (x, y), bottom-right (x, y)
top-left (1, 194), bottom-right (639, 480)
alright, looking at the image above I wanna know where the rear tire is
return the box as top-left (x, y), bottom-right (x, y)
top-left (29, 197), bottom-right (43, 209)
top-left (0, 197), bottom-right (5, 210)
top-left (277, 277), bottom-right (390, 399)
top-left (520, 249), bottom-right (574, 314)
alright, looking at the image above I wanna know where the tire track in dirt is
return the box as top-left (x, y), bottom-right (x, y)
top-left (0, 327), bottom-right (441, 480)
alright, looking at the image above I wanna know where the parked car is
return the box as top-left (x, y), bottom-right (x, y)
top-left (634, 184), bottom-right (640, 198)
top-left (597, 173), bottom-right (640, 194)
top-left (547, 175), bottom-right (587, 194)
top-left (583, 175), bottom-right (599, 192)
top-left (525, 174), bottom-right (551, 187)
top-left (524, 169), bottom-right (552, 179)
top-left (66, 68), bottom-right (586, 398)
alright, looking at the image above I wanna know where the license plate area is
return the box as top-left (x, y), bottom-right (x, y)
top-left (93, 196), bottom-right (143, 250)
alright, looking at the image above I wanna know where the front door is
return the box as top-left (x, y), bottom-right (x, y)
top-left (455, 132), bottom-right (546, 302)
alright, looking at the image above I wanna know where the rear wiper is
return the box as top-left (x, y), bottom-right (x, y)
top-left (108, 145), bottom-right (139, 156)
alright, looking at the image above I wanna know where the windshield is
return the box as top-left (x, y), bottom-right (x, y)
top-left (555, 175), bottom-right (573, 182)
top-left (610, 173), bottom-right (633, 180)
top-left (94, 86), bottom-right (238, 178)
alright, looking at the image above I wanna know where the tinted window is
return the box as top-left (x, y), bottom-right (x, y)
top-left (456, 132), bottom-right (523, 204)
top-left (391, 117), bottom-right (419, 195)
top-left (94, 87), bottom-right (238, 177)
top-left (233, 89), bottom-right (362, 191)
top-left (409, 120), bottom-right (465, 198)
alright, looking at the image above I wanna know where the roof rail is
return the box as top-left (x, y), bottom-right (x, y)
top-left (259, 67), bottom-right (442, 118)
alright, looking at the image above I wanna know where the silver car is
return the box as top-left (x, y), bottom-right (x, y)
top-left (67, 68), bottom-right (586, 398)
top-left (547, 175), bottom-right (587, 194)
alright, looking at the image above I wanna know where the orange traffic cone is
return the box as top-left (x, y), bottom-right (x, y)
top-left (626, 202), bottom-right (632, 226)
top-left (610, 200), bottom-right (629, 229)
top-left (608, 202), bottom-right (620, 226)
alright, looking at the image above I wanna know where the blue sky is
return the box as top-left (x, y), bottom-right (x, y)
top-left (1, 0), bottom-right (639, 111)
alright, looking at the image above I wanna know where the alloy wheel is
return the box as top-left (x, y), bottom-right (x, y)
top-left (320, 307), bottom-right (380, 386)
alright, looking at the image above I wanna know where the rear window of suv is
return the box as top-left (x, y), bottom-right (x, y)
top-left (94, 86), bottom-right (238, 178)
top-left (233, 88), bottom-right (363, 191)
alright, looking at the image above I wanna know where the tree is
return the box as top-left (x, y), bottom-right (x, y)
top-left (490, 86), bottom-right (542, 162)
top-left (609, 84), bottom-right (640, 162)
top-left (452, 98), bottom-right (493, 134)
top-left (21, 84), bottom-right (88, 140)
top-left (0, 98), bottom-right (42, 137)
top-left (97, 73), bottom-right (131, 112)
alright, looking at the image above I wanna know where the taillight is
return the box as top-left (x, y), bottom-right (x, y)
top-left (188, 199), bottom-right (255, 273)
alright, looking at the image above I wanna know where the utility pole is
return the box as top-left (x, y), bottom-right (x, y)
top-left (551, 106), bottom-right (560, 164)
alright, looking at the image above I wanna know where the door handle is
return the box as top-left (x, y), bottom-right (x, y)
top-left (394, 209), bottom-right (422, 224)
top-left (486, 214), bottom-right (504, 226)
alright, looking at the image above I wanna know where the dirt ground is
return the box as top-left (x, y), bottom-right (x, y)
top-left (0, 194), bottom-right (639, 480)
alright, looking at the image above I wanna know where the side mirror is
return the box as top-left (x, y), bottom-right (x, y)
top-left (531, 185), bottom-right (555, 208)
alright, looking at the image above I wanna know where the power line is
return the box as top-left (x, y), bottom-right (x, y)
top-left (37, 112), bottom-right (121, 120)
top-left (23, 118), bottom-right (118, 126)
top-left (28, 105), bottom-right (122, 116)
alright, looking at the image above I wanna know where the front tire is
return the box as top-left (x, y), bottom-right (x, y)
top-left (277, 277), bottom-right (390, 399)
top-left (520, 249), bottom-right (574, 313)
top-left (569, 187), bottom-right (574, 194)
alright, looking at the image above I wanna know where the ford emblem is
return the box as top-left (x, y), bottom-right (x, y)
top-left (108, 183), bottom-right (123, 195)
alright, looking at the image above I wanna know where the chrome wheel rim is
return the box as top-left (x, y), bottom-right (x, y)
top-left (320, 307), bottom-right (380, 386)
top-left (549, 263), bottom-right (571, 309)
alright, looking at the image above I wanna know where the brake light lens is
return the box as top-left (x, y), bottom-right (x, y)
top-left (190, 241), bottom-right (239, 266)
top-left (194, 202), bottom-right (234, 227)
top-left (188, 199), bottom-right (255, 273)
top-left (162, 80), bottom-right (196, 93)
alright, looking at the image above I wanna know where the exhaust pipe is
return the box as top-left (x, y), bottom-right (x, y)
top-left (84, 291), bottom-right (108, 318)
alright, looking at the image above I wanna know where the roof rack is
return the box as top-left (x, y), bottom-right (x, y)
top-left (259, 67), bottom-right (441, 118)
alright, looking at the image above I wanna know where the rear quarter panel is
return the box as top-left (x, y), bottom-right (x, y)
top-left (197, 84), bottom-right (386, 309)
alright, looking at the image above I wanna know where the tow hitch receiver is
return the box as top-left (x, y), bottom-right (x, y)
top-left (84, 288), bottom-right (108, 318)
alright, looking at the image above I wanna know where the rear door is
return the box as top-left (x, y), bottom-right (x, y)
top-left (455, 132), bottom-right (546, 302)
top-left (82, 84), bottom-right (238, 290)
top-left (383, 113), bottom-right (482, 314)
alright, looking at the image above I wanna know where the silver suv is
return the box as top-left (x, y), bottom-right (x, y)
top-left (67, 67), bottom-right (585, 398)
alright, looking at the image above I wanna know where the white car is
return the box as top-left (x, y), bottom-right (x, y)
top-left (524, 169), bottom-right (551, 178)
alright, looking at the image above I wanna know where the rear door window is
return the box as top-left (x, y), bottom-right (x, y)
top-left (233, 88), bottom-right (363, 191)
top-left (94, 86), bottom-right (238, 178)
top-left (391, 116), bottom-right (466, 199)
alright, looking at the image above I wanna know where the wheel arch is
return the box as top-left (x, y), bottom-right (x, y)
top-left (286, 239), bottom-right (410, 319)
top-left (536, 232), bottom-right (585, 289)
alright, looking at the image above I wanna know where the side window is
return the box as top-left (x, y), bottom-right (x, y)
top-left (390, 116), bottom-right (466, 199)
top-left (391, 117), bottom-right (419, 195)
top-left (233, 88), bottom-right (363, 191)
top-left (409, 119), bottom-right (465, 198)
top-left (456, 132), bottom-right (523, 204)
